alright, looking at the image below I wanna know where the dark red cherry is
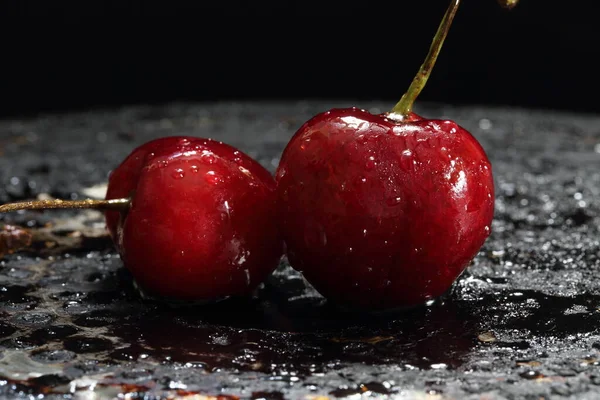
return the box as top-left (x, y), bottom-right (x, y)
top-left (0, 136), bottom-right (283, 302)
top-left (275, 0), bottom-right (512, 310)
top-left (276, 108), bottom-right (494, 309)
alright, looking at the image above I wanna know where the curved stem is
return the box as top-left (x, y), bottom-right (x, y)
top-left (0, 198), bottom-right (130, 213)
top-left (390, 0), bottom-right (461, 117)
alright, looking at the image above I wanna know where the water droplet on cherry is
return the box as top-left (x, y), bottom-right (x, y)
top-left (201, 152), bottom-right (216, 164)
top-left (205, 171), bottom-right (221, 185)
top-left (172, 168), bottom-right (185, 179)
top-left (386, 197), bottom-right (402, 206)
top-left (365, 156), bottom-right (376, 170)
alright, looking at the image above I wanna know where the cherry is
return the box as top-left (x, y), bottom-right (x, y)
top-left (0, 136), bottom-right (283, 302)
top-left (276, 0), bottom-right (517, 310)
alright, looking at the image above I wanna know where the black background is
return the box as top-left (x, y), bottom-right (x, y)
top-left (1, 0), bottom-right (598, 118)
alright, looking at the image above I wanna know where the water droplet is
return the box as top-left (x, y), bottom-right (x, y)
top-left (146, 152), bottom-right (155, 160)
top-left (158, 160), bottom-right (168, 168)
top-left (362, 229), bottom-right (368, 237)
top-left (205, 171), bottom-right (221, 185)
top-left (360, 177), bottom-right (367, 183)
top-left (386, 197), bottom-right (402, 206)
top-left (519, 370), bottom-right (543, 380)
top-left (201, 152), bottom-right (216, 164)
top-left (172, 168), bottom-right (185, 179)
top-left (239, 166), bottom-right (252, 177)
top-left (400, 150), bottom-right (412, 170)
top-left (365, 156), bottom-right (376, 171)
top-left (190, 165), bottom-right (199, 173)
top-left (484, 226), bottom-right (490, 234)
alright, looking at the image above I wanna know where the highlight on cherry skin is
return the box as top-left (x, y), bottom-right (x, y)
top-left (0, 136), bottom-right (284, 302)
top-left (275, 0), bottom-right (517, 311)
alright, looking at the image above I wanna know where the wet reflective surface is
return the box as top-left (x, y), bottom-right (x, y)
top-left (0, 102), bottom-right (600, 398)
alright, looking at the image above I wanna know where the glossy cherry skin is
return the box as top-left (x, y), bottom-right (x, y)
top-left (276, 108), bottom-right (494, 310)
top-left (104, 136), bottom-right (283, 301)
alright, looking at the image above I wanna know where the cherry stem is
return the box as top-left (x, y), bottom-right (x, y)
top-left (0, 198), bottom-right (130, 213)
top-left (390, 0), bottom-right (461, 118)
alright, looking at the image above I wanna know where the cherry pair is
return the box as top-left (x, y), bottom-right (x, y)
top-left (0, 0), bottom-right (515, 311)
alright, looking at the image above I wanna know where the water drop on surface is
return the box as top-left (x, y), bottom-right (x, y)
top-left (202, 152), bottom-right (216, 164)
top-left (190, 165), bottom-right (199, 173)
top-left (430, 363), bottom-right (447, 369)
top-left (519, 370), bottom-right (543, 380)
top-left (172, 168), bottom-right (185, 179)
top-left (386, 197), bottom-right (402, 206)
top-left (205, 171), bottom-right (221, 185)
top-left (365, 156), bottom-right (376, 170)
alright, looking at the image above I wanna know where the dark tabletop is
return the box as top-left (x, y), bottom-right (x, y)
top-left (0, 101), bottom-right (599, 399)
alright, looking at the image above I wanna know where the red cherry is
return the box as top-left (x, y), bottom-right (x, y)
top-left (275, 0), bottom-right (512, 310)
top-left (0, 136), bottom-right (283, 302)
top-left (276, 108), bottom-right (494, 309)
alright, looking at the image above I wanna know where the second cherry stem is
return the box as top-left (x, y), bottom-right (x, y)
top-left (0, 198), bottom-right (130, 213)
top-left (391, 0), bottom-right (461, 118)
